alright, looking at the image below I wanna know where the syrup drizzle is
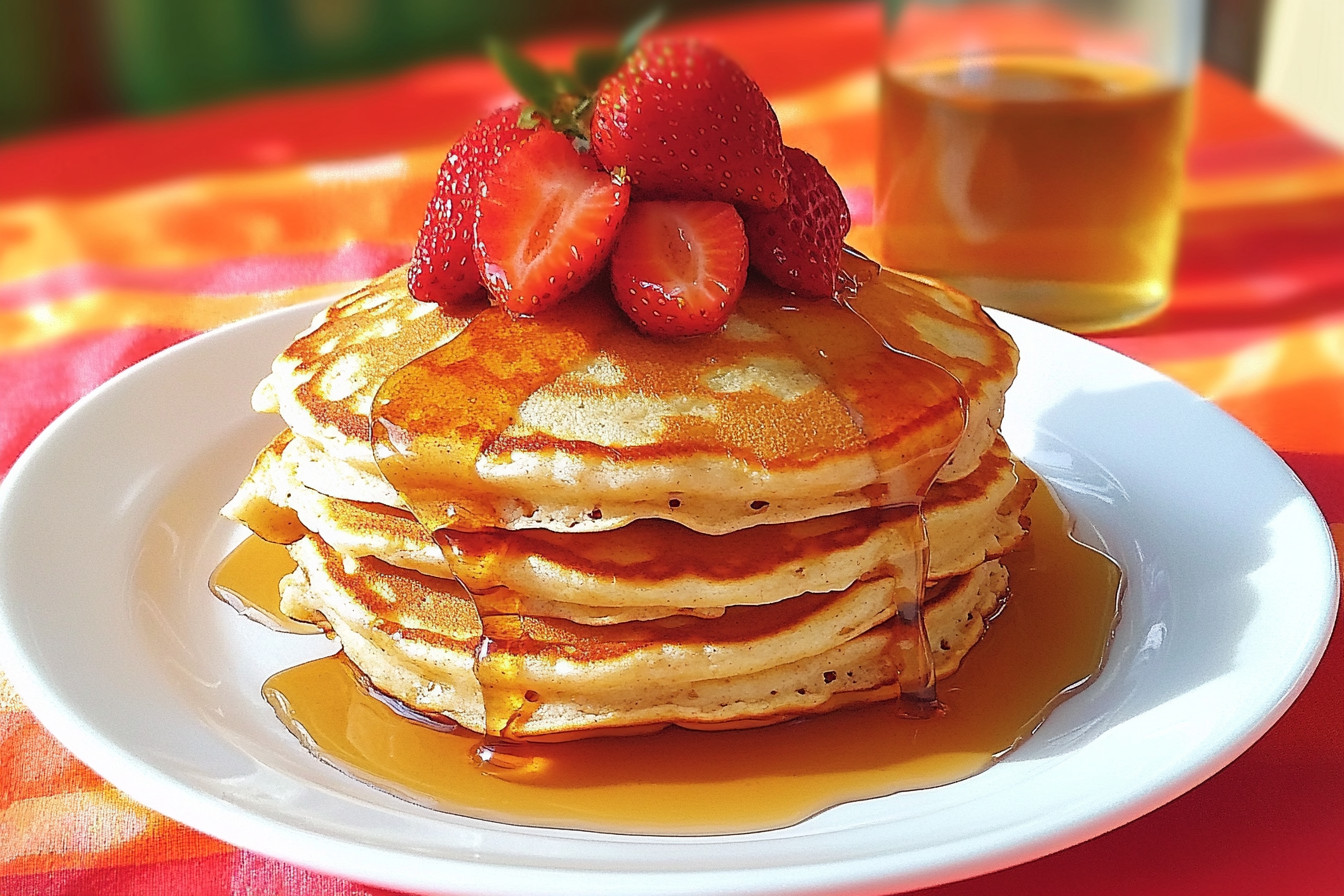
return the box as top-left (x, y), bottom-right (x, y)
top-left (369, 288), bottom-right (624, 738)
top-left (738, 281), bottom-right (966, 703)
top-left (369, 290), bottom-right (619, 535)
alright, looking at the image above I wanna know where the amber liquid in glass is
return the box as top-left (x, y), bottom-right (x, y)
top-left (877, 55), bottom-right (1191, 332)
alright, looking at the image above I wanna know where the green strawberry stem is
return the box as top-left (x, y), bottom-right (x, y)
top-left (485, 8), bottom-right (663, 141)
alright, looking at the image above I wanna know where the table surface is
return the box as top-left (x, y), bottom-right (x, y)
top-left (1, 3), bottom-right (1341, 894)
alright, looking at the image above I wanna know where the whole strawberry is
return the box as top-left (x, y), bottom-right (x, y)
top-left (590, 39), bottom-right (790, 209)
top-left (408, 103), bottom-right (534, 307)
top-left (743, 146), bottom-right (851, 298)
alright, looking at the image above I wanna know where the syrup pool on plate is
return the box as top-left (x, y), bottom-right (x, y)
top-left (212, 480), bottom-right (1120, 835)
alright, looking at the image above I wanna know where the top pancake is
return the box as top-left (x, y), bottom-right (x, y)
top-left (254, 254), bottom-right (1018, 534)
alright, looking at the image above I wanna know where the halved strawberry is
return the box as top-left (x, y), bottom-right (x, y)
top-left (408, 103), bottom-right (534, 308)
top-left (590, 39), bottom-right (790, 209)
top-left (610, 200), bottom-right (748, 337)
top-left (743, 146), bottom-right (851, 298)
top-left (474, 128), bottom-right (629, 316)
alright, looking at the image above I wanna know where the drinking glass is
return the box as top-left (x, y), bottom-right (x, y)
top-left (876, 0), bottom-right (1203, 332)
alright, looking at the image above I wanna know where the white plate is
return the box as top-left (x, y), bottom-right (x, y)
top-left (0, 302), bottom-right (1336, 896)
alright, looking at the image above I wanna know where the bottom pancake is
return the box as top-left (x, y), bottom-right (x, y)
top-left (280, 533), bottom-right (1008, 739)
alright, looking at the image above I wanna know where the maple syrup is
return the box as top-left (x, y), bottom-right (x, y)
top-left (209, 534), bottom-right (319, 635)
top-left (219, 479), bottom-right (1119, 835)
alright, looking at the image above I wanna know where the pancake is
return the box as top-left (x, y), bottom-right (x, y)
top-left (253, 253), bottom-right (1016, 535)
top-left (226, 430), bottom-right (1033, 623)
top-left (280, 533), bottom-right (1008, 738)
top-left (225, 254), bottom-right (1029, 740)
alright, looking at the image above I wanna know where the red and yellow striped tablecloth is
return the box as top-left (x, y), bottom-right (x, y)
top-left (1, 4), bottom-right (1341, 894)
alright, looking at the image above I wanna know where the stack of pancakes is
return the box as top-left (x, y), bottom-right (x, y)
top-left (224, 254), bottom-right (1033, 739)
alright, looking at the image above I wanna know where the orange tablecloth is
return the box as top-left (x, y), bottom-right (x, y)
top-left (1, 4), bottom-right (1341, 894)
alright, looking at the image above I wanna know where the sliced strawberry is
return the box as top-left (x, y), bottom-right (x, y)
top-left (408, 103), bottom-right (533, 307)
top-left (474, 128), bottom-right (629, 316)
top-left (590, 39), bottom-right (789, 209)
top-left (743, 146), bottom-right (851, 298)
top-left (610, 200), bottom-right (748, 337)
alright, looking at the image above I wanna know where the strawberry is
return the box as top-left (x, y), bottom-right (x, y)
top-left (474, 127), bottom-right (629, 316)
top-left (610, 200), bottom-right (748, 337)
top-left (590, 39), bottom-right (790, 209)
top-left (742, 146), bottom-right (851, 298)
top-left (408, 103), bottom-right (534, 307)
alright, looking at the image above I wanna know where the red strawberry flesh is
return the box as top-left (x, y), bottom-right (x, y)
top-left (474, 128), bottom-right (629, 316)
top-left (610, 200), bottom-right (748, 337)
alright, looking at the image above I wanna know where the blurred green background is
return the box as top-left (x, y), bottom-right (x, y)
top-left (0, 0), bottom-right (1272, 143)
top-left (0, 0), bottom-right (755, 141)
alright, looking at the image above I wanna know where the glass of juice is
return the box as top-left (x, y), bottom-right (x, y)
top-left (876, 0), bottom-right (1202, 332)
